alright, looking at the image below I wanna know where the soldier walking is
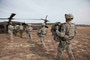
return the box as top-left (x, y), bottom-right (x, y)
top-left (37, 23), bottom-right (47, 47)
top-left (14, 24), bottom-right (19, 36)
top-left (8, 23), bottom-right (14, 40)
top-left (55, 14), bottom-right (77, 60)
top-left (26, 24), bottom-right (33, 39)
top-left (19, 23), bottom-right (23, 38)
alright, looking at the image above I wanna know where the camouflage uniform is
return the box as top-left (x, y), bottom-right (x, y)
top-left (8, 24), bottom-right (14, 40)
top-left (19, 24), bottom-right (23, 38)
top-left (37, 23), bottom-right (47, 47)
top-left (14, 25), bottom-right (19, 36)
top-left (26, 24), bottom-right (33, 39)
top-left (56, 14), bottom-right (77, 60)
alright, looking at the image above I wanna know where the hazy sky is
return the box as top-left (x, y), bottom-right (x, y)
top-left (0, 0), bottom-right (90, 24)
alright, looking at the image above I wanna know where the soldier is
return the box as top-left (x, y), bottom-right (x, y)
top-left (13, 24), bottom-right (19, 36)
top-left (55, 14), bottom-right (77, 60)
top-left (26, 24), bottom-right (33, 39)
top-left (37, 23), bottom-right (47, 47)
top-left (8, 23), bottom-right (14, 40)
top-left (19, 23), bottom-right (23, 38)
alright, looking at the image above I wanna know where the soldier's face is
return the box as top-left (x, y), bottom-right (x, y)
top-left (66, 19), bottom-right (71, 22)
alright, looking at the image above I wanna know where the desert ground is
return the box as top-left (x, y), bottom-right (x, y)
top-left (0, 26), bottom-right (90, 60)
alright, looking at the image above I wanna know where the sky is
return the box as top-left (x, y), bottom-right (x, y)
top-left (0, 0), bottom-right (90, 24)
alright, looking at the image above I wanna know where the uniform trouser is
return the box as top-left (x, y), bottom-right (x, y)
top-left (27, 32), bottom-right (32, 39)
top-left (9, 32), bottom-right (13, 40)
top-left (19, 30), bottom-right (23, 38)
top-left (40, 37), bottom-right (45, 46)
top-left (57, 42), bottom-right (75, 60)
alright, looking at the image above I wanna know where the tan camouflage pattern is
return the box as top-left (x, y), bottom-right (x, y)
top-left (19, 25), bottom-right (23, 38)
top-left (65, 14), bottom-right (74, 19)
top-left (8, 25), bottom-right (14, 40)
top-left (26, 25), bottom-right (33, 39)
top-left (56, 22), bottom-right (76, 60)
top-left (37, 27), bottom-right (47, 47)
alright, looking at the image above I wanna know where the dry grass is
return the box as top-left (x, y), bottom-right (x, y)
top-left (0, 26), bottom-right (90, 60)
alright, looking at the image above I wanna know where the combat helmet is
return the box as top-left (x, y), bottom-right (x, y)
top-left (65, 14), bottom-right (74, 20)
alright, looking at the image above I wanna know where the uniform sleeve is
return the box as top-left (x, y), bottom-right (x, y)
top-left (56, 24), bottom-right (66, 37)
top-left (38, 29), bottom-right (42, 33)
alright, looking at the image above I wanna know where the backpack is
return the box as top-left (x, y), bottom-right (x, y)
top-left (51, 24), bottom-right (62, 42)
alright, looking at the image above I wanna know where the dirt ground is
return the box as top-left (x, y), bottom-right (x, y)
top-left (0, 26), bottom-right (90, 60)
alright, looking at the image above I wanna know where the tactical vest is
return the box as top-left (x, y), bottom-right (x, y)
top-left (8, 25), bottom-right (14, 31)
top-left (58, 23), bottom-right (76, 41)
top-left (37, 27), bottom-right (47, 37)
top-left (41, 28), bottom-right (47, 35)
top-left (64, 23), bottom-right (76, 39)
